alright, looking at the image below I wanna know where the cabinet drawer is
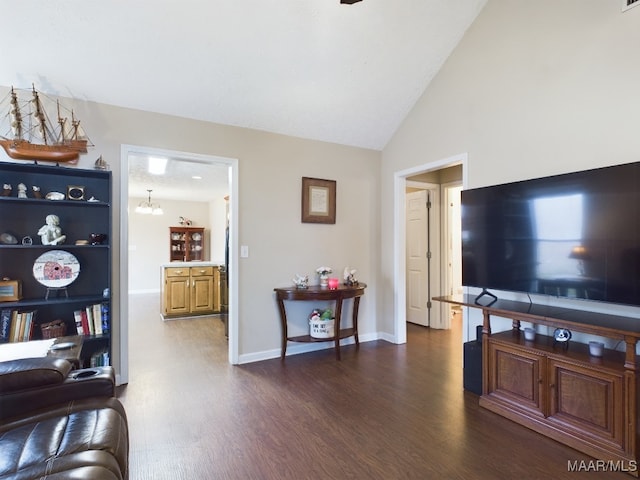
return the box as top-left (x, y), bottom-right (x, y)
top-left (190, 266), bottom-right (214, 277)
top-left (166, 268), bottom-right (190, 278)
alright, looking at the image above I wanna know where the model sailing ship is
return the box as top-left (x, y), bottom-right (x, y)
top-left (0, 85), bottom-right (90, 163)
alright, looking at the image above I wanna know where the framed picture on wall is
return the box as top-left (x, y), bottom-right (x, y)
top-left (301, 177), bottom-right (336, 224)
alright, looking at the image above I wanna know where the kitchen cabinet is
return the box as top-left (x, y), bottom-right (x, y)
top-left (162, 264), bottom-right (220, 318)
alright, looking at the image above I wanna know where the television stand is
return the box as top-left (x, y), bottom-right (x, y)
top-left (435, 294), bottom-right (640, 476)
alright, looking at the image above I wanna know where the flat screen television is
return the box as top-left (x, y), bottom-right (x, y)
top-left (461, 161), bottom-right (640, 307)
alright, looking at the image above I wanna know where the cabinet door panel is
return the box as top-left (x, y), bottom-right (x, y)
top-left (165, 277), bottom-right (190, 315)
top-left (191, 275), bottom-right (214, 313)
top-left (548, 358), bottom-right (623, 449)
top-left (488, 342), bottom-right (545, 416)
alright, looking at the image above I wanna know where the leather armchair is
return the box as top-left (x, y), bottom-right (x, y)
top-left (0, 357), bottom-right (129, 480)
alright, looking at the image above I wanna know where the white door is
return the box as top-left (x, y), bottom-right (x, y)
top-left (406, 185), bottom-right (444, 328)
top-left (406, 190), bottom-right (428, 326)
top-left (446, 185), bottom-right (463, 296)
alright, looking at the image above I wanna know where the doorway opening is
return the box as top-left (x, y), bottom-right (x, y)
top-left (119, 145), bottom-right (239, 385)
top-left (393, 153), bottom-right (467, 344)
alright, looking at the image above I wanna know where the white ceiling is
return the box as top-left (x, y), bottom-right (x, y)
top-left (0, 0), bottom-right (486, 152)
top-left (128, 155), bottom-right (230, 202)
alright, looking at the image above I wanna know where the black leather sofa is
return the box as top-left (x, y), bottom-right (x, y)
top-left (0, 357), bottom-right (129, 480)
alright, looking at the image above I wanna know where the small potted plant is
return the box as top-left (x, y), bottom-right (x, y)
top-left (316, 266), bottom-right (332, 287)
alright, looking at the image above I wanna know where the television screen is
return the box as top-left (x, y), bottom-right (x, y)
top-left (461, 162), bottom-right (640, 306)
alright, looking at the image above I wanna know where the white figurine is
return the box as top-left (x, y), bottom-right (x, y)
top-left (38, 214), bottom-right (67, 245)
top-left (343, 267), bottom-right (358, 286)
top-left (2, 184), bottom-right (11, 197)
top-left (293, 274), bottom-right (309, 289)
top-left (17, 183), bottom-right (27, 198)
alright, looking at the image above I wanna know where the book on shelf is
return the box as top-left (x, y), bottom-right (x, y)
top-left (0, 308), bottom-right (37, 343)
top-left (77, 302), bottom-right (109, 336)
top-left (74, 310), bottom-right (85, 336)
top-left (90, 349), bottom-right (110, 367)
top-left (0, 308), bottom-right (11, 343)
top-left (92, 303), bottom-right (103, 335)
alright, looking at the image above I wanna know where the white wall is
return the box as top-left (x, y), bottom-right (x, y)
top-left (128, 196), bottom-right (213, 293)
top-left (381, 0), bottom-right (640, 341)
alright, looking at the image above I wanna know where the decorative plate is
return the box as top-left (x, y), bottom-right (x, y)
top-left (32, 250), bottom-right (80, 288)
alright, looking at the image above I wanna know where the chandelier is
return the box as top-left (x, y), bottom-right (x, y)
top-left (135, 189), bottom-right (163, 215)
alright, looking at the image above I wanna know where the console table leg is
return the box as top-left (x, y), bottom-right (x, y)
top-left (352, 296), bottom-right (361, 349)
top-left (334, 299), bottom-right (344, 360)
top-left (277, 299), bottom-right (288, 360)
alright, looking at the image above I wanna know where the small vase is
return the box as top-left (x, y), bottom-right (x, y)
top-left (319, 274), bottom-right (329, 287)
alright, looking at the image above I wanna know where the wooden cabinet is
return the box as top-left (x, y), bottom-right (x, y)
top-left (0, 162), bottom-right (111, 367)
top-left (169, 227), bottom-right (204, 262)
top-left (485, 331), bottom-right (627, 456)
top-left (487, 338), bottom-right (546, 418)
top-left (435, 295), bottom-right (640, 475)
top-left (162, 265), bottom-right (219, 318)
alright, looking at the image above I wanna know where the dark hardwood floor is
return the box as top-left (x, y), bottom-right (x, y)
top-left (119, 295), bottom-right (628, 479)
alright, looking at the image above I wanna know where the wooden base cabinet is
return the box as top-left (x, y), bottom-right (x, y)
top-left (163, 266), bottom-right (218, 318)
top-left (435, 295), bottom-right (640, 476)
top-left (483, 332), bottom-right (628, 463)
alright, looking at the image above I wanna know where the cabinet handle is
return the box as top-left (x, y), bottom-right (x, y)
top-left (199, 270), bottom-right (206, 274)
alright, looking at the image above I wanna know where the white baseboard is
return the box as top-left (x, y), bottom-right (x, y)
top-left (128, 289), bottom-right (161, 295)
top-left (237, 332), bottom-right (388, 364)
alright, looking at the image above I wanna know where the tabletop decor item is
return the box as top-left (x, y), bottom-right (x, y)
top-left (0, 85), bottom-right (90, 163)
top-left (37, 214), bottom-right (66, 245)
top-left (0, 278), bottom-right (22, 302)
top-left (523, 327), bottom-right (536, 341)
top-left (589, 341), bottom-right (604, 357)
top-left (316, 266), bottom-right (332, 287)
top-left (32, 250), bottom-right (80, 289)
top-left (343, 267), bottom-right (358, 286)
top-left (292, 274), bottom-right (309, 289)
top-left (553, 327), bottom-right (572, 349)
top-left (308, 308), bottom-right (335, 338)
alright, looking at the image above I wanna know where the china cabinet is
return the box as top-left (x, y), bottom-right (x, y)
top-left (169, 226), bottom-right (204, 262)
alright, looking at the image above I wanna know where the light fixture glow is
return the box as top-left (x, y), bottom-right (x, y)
top-left (148, 157), bottom-right (168, 175)
top-left (135, 189), bottom-right (163, 215)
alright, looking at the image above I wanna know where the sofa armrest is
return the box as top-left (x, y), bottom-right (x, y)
top-left (0, 359), bottom-right (115, 421)
top-left (0, 357), bottom-right (72, 393)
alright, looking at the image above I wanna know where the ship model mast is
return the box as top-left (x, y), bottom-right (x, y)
top-left (0, 85), bottom-right (91, 162)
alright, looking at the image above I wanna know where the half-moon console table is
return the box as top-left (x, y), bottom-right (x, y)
top-left (274, 283), bottom-right (366, 360)
top-left (435, 294), bottom-right (640, 476)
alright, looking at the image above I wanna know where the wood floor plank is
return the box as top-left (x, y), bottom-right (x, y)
top-left (119, 294), bottom-right (628, 479)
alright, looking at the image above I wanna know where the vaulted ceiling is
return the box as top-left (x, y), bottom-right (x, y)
top-left (1, 0), bottom-right (486, 151)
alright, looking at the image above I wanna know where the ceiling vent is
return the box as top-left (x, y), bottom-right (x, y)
top-left (622, 0), bottom-right (640, 12)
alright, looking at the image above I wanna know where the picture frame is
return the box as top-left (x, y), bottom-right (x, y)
top-left (301, 177), bottom-right (336, 224)
top-left (0, 279), bottom-right (22, 302)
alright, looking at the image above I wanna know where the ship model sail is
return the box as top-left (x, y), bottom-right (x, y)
top-left (0, 86), bottom-right (91, 162)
